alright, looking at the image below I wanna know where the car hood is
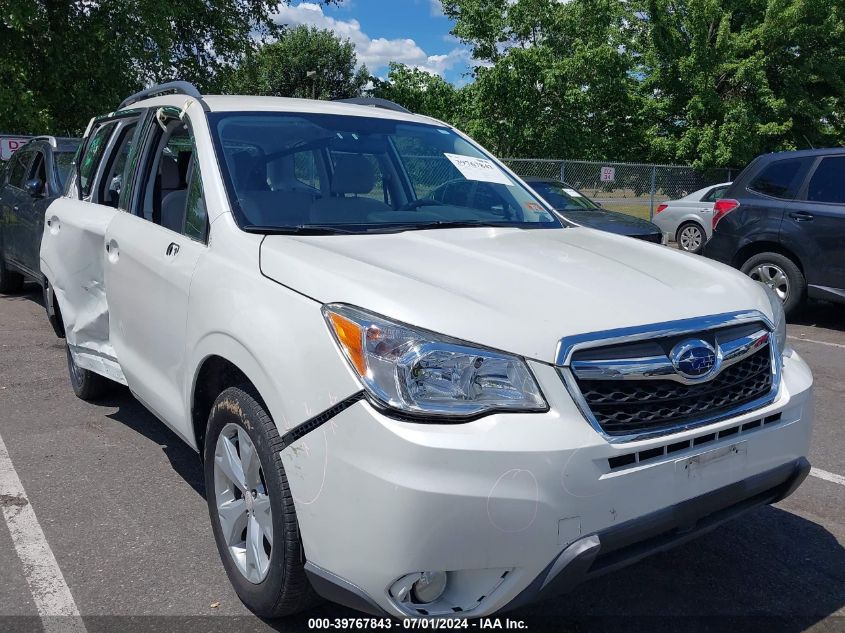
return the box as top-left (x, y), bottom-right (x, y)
top-left (260, 227), bottom-right (771, 364)
top-left (559, 208), bottom-right (659, 236)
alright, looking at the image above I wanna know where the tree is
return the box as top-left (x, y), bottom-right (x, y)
top-left (441, 0), bottom-right (646, 160)
top-left (371, 63), bottom-right (463, 123)
top-left (633, 0), bottom-right (845, 168)
top-left (222, 26), bottom-right (369, 100)
top-left (0, 1), bottom-right (338, 135)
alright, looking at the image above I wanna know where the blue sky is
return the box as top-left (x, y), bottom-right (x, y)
top-left (272, 1), bottom-right (473, 84)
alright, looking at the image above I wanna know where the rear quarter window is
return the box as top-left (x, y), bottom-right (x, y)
top-left (747, 158), bottom-right (808, 200)
top-left (806, 156), bottom-right (845, 204)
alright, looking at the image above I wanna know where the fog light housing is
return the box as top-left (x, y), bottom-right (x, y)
top-left (412, 571), bottom-right (447, 604)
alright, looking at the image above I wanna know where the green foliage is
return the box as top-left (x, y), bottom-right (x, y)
top-left (0, 1), bottom-right (337, 135)
top-left (442, 0), bottom-right (845, 166)
top-left (4, 0), bottom-right (845, 168)
top-left (634, 0), bottom-right (845, 167)
top-left (371, 63), bottom-right (463, 123)
top-left (441, 0), bottom-right (647, 160)
top-left (222, 25), bottom-right (369, 100)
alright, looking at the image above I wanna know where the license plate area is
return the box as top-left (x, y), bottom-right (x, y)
top-left (675, 441), bottom-right (748, 479)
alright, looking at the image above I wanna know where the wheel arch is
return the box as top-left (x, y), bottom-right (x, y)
top-left (189, 334), bottom-right (277, 456)
top-left (733, 240), bottom-right (805, 273)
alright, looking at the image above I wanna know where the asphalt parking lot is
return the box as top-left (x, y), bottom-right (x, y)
top-left (0, 284), bottom-right (843, 633)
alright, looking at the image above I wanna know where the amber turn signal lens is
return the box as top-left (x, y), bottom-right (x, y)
top-left (327, 311), bottom-right (367, 375)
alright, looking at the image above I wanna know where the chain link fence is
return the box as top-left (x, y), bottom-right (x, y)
top-left (503, 159), bottom-right (735, 220)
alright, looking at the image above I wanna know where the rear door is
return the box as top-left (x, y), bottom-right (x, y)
top-left (41, 113), bottom-right (142, 382)
top-left (1, 148), bottom-right (34, 268)
top-left (17, 149), bottom-right (52, 279)
top-left (104, 107), bottom-right (209, 439)
top-left (789, 154), bottom-right (845, 292)
top-left (737, 156), bottom-right (814, 250)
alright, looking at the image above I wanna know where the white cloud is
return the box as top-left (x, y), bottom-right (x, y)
top-left (272, 2), bottom-right (468, 77)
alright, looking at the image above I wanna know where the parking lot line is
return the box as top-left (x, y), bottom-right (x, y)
top-left (0, 431), bottom-right (87, 633)
top-left (789, 336), bottom-right (845, 350)
top-left (810, 467), bottom-right (845, 487)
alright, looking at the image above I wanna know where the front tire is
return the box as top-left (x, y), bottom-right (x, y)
top-left (741, 251), bottom-right (806, 316)
top-left (204, 386), bottom-right (319, 618)
top-left (66, 344), bottom-right (112, 401)
top-left (676, 222), bottom-right (706, 254)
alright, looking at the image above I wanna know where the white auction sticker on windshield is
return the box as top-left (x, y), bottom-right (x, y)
top-left (564, 188), bottom-right (583, 197)
top-left (444, 153), bottom-right (514, 186)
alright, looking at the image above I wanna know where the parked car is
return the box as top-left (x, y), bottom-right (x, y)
top-left (704, 148), bottom-right (845, 315)
top-left (42, 82), bottom-right (812, 620)
top-left (651, 182), bottom-right (732, 253)
top-left (523, 177), bottom-right (664, 243)
top-left (0, 136), bottom-right (80, 293)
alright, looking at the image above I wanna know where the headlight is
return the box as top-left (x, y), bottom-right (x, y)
top-left (763, 285), bottom-right (787, 354)
top-left (322, 304), bottom-right (547, 418)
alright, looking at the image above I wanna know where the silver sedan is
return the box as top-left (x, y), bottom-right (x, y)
top-left (652, 182), bottom-right (732, 253)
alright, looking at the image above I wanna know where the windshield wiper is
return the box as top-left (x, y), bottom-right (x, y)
top-left (363, 220), bottom-right (521, 234)
top-left (242, 224), bottom-right (360, 235)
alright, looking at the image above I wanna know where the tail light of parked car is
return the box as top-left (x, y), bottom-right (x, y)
top-left (713, 199), bottom-right (740, 229)
top-left (655, 204), bottom-right (668, 214)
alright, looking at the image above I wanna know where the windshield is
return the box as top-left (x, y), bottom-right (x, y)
top-left (209, 112), bottom-right (561, 234)
top-left (529, 181), bottom-right (600, 211)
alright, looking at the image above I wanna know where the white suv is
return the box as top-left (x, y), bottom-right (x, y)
top-left (41, 83), bottom-right (813, 619)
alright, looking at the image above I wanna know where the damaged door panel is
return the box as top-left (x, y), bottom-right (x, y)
top-left (42, 197), bottom-right (125, 383)
top-left (40, 112), bottom-right (144, 385)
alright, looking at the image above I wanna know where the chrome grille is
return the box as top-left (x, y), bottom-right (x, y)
top-left (578, 347), bottom-right (771, 436)
top-left (558, 314), bottom-right (779, 442)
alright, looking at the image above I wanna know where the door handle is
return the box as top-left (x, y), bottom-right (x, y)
top-left (789, 211), bottom-right (814, 222)
top-left (166, 242), bottom-right (181, 257)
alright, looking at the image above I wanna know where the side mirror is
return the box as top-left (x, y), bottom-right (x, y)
top-left (24, 178), bottom-right (44, 197)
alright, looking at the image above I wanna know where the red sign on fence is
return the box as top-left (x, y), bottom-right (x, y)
top-left (600, 166), bottom-right (616, 183)
top-left (1, 136), bottom-right (33, 161)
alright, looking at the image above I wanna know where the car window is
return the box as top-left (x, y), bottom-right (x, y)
top-left (98, 121), bottom-right (139, 208)
top-left (806, 156), bottom-right (845, 204)
top-left (54, 152), bottom-right (76, 191)
top-left (183, 160), bottom-right (208, 242)
top-left (135, 111), bottom-right (207, 241)
top-left (211, 112), bottom-right (560, 233)
top-left (702, 186), bottom-right (728, 203)
top-left (293, 150), bottom-right (320, 191)
top-left (79, 122), bottom-right (118, 198)
top-left (748, 159), bottom-right (806, 200)
top-left (27, 152), bottom-right (47, 193)
top-left (529, 181), bottom-right (599, 210)
top-left (7, 151), bottom-right (31, 189)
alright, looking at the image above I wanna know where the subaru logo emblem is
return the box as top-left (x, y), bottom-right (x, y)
top-left (670, 339), bottom-right (719, 380)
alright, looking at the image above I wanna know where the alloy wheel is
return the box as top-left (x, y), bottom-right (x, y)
top-left (749, 263), bottom-right (789, 302)
top-left (678, 225), bottom-right (703, 252)
top-left (214, 423), bottom-right (273, 584)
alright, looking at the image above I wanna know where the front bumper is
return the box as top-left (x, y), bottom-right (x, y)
top-left (280, 349), bottom-right (813, 619)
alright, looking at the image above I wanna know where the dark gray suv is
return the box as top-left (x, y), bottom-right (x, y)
top-left (704, 148), bottom-right (845, 315)
top-left (0, 136), bottom-right (79, 292)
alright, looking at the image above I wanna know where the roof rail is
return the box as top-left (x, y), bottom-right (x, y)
top-left (118, 81), bottom-right (208, 112)
top-left (333, 97), bottom-right (411, 114)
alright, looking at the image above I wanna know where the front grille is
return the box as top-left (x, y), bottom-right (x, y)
top-left (567, 324), bottom-right (774, 438)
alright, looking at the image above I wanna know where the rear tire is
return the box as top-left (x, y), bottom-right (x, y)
top-left (0, 258), bottom-right (24, 294)
top-left (740, 251), bottom-right (806, 316)
top-left (66, 344), bottom-right (112, 401)
top-left (676, 222), bottom-right (706, 254)
top-left (204, 386), bottom-right (320, 618)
